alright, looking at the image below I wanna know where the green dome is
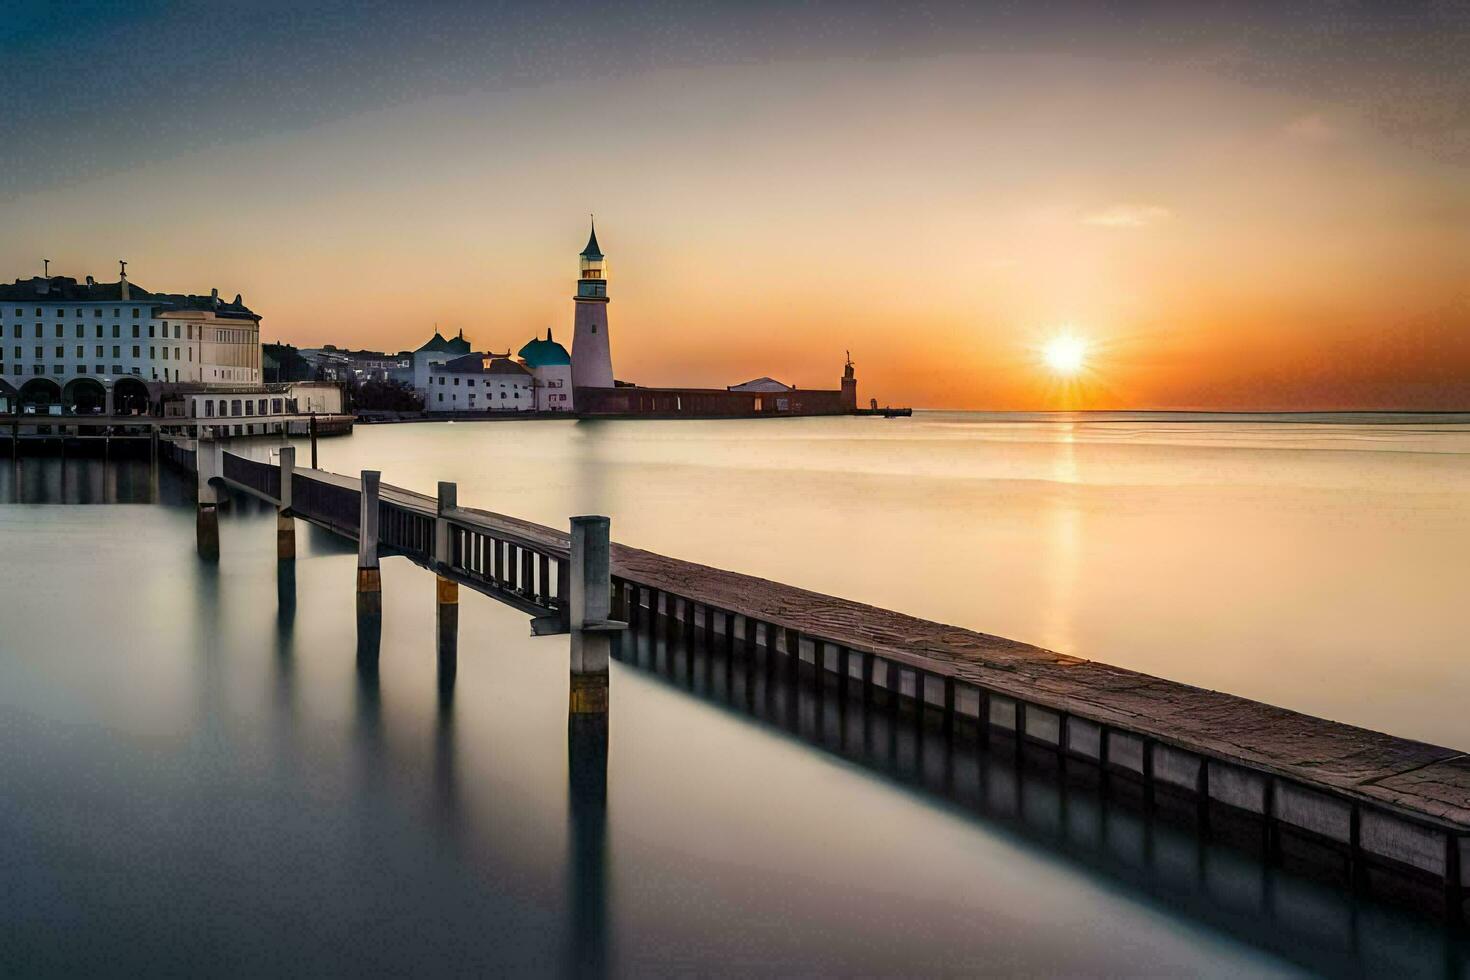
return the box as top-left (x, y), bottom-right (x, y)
top-left (518, 328), bottom-right (571, 367)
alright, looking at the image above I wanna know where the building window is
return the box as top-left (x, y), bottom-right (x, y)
top-left (132, 325), bottom-right (139, 338)
top-left (206, 401), bottom-right (215, 417)
top-left (149, 325), bottom-right (155, 338)
top-left (95, 365), bottom-right (104, 375)
top-left (218, 400), bottom-right (227, 416)
top-left (132, 309), bottom-right (139, 319)
top-left (112, 346), bottom-right (120, 358)
top-left (34, 324), bottom-right (41, 337)
top-left (54, 346), bottom-right (63, 358)
top-left (112, 325), bottom-right (119, 338)
top-left (76, 346), bottom-right (84, 358)
top-left (132, 346), bottom-right (140, 358)
top-left (231, 400), bottom-right (242, 416)
top-left (75, 324), bottom-right (83, 338)
top-left (96, 325), bottom-right (103, 338)
top-left (271, 398), bottom-right (283, 414)
top-left (55, 324), bottom-right (62, 337)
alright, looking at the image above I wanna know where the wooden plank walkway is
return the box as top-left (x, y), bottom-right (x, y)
top-left (610, 543), bottom-right (1469, 827)
top-left (184, 444), bottom-right (1469, 907)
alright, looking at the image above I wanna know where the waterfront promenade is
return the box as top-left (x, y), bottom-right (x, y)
top-left (160, 434), bottom-right (1470, 923)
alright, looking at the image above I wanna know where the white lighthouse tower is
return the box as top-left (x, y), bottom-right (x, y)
top-left (570, 219), bottom-right (615, 389)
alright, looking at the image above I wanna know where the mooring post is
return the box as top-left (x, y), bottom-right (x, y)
top-left (309, 413), bottom-right (319, 469)
top-left (356, 470), bottom-right (382, 617)
top-left (437, 571), bottom-right (459, 673)
top-left (274, 446), bottom-right (296, 560)
top-left (434, 480), bottom-right (459, 670)
top-left (569, 516), bottom-right (612, 630)
top-left (195, 432), bottom-right (220, 561)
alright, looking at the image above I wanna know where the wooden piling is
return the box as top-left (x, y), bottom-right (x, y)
top-left (437, 573), bottom-right (459, 677)
top-left (276, 510), bottom-right (295, 560)
top-left (195, 433), bottom-right (220, 561)
top-left (569, 516), bottom-right (612, 630)
top-left (356, 470), bottom-right (382, 617)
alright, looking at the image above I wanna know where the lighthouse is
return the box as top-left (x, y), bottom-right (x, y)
top-left (570, 219), bottom-right (615, 389)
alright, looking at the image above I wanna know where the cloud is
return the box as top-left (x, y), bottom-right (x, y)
top-left (1081, 204), bottom-right (1173, 229)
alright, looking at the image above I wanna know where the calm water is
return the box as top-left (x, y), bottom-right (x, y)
top-left (1, 412), bottom-right (1467, 976)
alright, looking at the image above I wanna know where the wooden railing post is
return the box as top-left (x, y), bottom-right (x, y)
top-left (435, 481), bottom-right (456, 569)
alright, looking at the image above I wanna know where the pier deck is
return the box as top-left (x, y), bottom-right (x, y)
top-left (178, 442), bottom-right (1469, 913)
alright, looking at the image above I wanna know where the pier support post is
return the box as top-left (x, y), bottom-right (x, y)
top-left (309, 413), bottom-right (319, 469)
top-left (356, 470), bottom-right (382, 618)
top-left (569, 629), bottom-right (612, 716)
top-left (276, 509), bottom-right (296, 560)
top-left (437, 574), bottom-right (459, 681)
top-left (195, 433), bottom-right (221, 561)
top-left (278, 446), bottom-right (294, 509)
top-left (569, 516), bottom-right (612, 630)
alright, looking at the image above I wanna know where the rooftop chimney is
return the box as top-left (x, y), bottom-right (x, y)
top-left (118, 259), bottom-right (130, 301)
top-left (86, 275), bottom-right (95, 286)
top-left (211, 287), bottom-right (219, 309)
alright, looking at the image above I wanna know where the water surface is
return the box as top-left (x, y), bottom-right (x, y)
top-left (2, 412), bottom-right (1467, 975)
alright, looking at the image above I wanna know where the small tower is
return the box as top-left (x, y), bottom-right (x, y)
top-left (841, 350), bottom-right (858, 411)
top-left (570, 219), bottom-right (615, 389)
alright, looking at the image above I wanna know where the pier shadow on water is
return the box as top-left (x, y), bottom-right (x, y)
top-left (614, 613), bottom-right (1470, 978)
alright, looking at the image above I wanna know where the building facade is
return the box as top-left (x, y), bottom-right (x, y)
top-left (0, 272), bottom-right (260, 414)
top-left (162, 381), bottom-right (343, 429)
top-left (570, 222), bottom-right (615, 389)
top-left (425, 352), bottom-right (535, 412)
top-left (412, 330), bottom-right (471, 400)
top-left (517, 329), bottom-right (574, 411)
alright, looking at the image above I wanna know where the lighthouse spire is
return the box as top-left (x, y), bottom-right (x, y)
top-left (582, 215), bottom-right (602, 259)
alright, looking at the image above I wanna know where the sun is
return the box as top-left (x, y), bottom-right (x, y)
top-left (1042, 335), bottom-right (1088, 376)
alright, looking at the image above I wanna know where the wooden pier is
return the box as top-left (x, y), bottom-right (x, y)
top-left (164, 438), bottom-right (1468, 924)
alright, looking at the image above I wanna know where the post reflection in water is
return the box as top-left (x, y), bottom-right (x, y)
top-left (567, 630), bottom-right (611, 979)
top-left (616, 605), bottom-right (1467, 978)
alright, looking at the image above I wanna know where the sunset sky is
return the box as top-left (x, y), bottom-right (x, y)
top-left (3, 1), bottom-right (1467, 410)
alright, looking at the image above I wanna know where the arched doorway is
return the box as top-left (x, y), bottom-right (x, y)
top-left (18, 378), bottom-right (62, 413)
top-left (62, 377), bottom-right (106, 415)
top-left (112, 377), bottom-right (151, 416)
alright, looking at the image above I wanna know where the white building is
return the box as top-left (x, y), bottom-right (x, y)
top-left (426, 352), bottom-right (535, 412)
top-left (517, 329), bottom-right (574, 411)
top-left (0, 270), bottom-right (261, 414)
top-left (162, 381), bottom-right (344, 434)
top-left (411, 329), bottom-right (471, 401)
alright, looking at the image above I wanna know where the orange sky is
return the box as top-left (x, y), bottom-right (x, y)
top-left (4, 10), bottom-right (1468, 410)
